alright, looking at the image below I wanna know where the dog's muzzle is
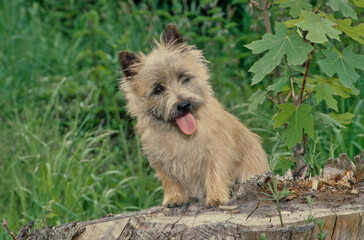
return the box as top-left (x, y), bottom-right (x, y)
top-left (177, 101), bottom-right (191, 114)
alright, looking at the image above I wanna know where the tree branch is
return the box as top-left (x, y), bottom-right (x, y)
top-left (259, 0), bottom-right (283, 104)
top-left (299, 43), bottom-right (315, 104)
top-left (266, 93), bottom-right (279, 104)
top-left (260, 0), bottom-right (272, 34)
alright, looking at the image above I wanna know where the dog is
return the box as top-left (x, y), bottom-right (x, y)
top-left (118, 24), bottom-right (268, 207)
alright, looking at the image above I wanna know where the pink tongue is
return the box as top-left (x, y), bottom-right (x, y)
top-left (176, 113), bottom-right (197, 135)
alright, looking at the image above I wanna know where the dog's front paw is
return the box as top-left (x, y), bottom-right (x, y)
top-left (162, 194), bottom-right (186, 207)
top-left (166, 202), bottom-right (182, 208)
top-left (163, 200), bottom-right (184, 208)
top-left (205, 195), bottom-right (229, 207)
top-left (205, 199), bottom-right (221, 207)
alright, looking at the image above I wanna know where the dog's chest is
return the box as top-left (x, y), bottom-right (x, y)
top-left (141, 127), bottom-right (207, 196)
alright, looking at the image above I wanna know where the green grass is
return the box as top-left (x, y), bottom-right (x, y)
top-left (0, 1), bottom-right (363, 239)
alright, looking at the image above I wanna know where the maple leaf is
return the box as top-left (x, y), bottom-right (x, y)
top-left (317, 45), bottom-right (364, 94)
top-left (314, 84), bottom-right (338, 111)
top-left (327, 0), bottom-right (357, 20)
top-left (267, 76), bottom-right (289, 94)
top-left (274, 103), bottom-right (314, 148)
top-left (316, 113), bottom-right (346, 128)
top-left (335, 19), bottom-right (364, 45)
top-left (248, 90), bottom-right (266, 112)
top-left (326, 78), bottom-right (355, 98)
top-left (310, 75), bottom-right (354, 98)
top-left (329, 112), bottom-right (355, 125)
top-left (276, 0), bottom-right (312, 18)
top-left (295, 10), bottom-right (341, 43)
top-left (284, 16), bottom-right (304, 28)
top-left (245, 22), bottom-right (313, 85)
top-left (352, 0), bottom-right (364, 7)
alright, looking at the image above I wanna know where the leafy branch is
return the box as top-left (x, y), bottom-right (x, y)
top-left (299, 43), bottom-right (315, 105)
top-left (246, 0), bottom-right (362, 176)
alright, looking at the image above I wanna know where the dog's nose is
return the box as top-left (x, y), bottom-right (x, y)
top-left (177, 101), bottom-right (191, 114)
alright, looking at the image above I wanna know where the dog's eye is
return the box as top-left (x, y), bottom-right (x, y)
top-left (153, 84), bottom-right (165, 95)
top-left (182, 76), bottom-right (190, 84)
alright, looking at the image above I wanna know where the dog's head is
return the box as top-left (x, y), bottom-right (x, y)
top-left (119, 24), bottom-right (212, 135)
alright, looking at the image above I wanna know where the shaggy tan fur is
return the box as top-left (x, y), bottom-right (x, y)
top-left (119, 24), bottom-right (269, 207)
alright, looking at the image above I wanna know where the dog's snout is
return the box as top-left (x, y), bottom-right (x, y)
top-left (177, 101), bottom-right (191, 114)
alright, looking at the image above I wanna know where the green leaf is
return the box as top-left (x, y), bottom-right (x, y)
top-left (232, 0), bottom-right (246, 5)
top-left (225, 22), bottom-right (238, 29)
top-left (245, 22), bottom-right (313, 85)
top-left (192, 16), bottom-right (210, 24)
top-left (295, 10), bottom-right (341, 43)
top-left (326, 77), bottom-right (354, 98)
top-left (274, 103), bottom-right (314, 148)
top-left (352, 0), bottom-right (364, 7)
top-left (284, 15), bottom-right (304, 28)
top-left (314, 84), bottom-right (338, 111)
top-left (156, 10), bottom-right (173, 20)
top-left (316, 113), bottom-right (346, 128)
top-left (269, 153), bottom-right (281, 172)
top-left (275, 156), bottom-right (295, 175)
top-left (248, 90), bottom-right (266, 112)
top-left (310, 75), bottom-right (354, 98)
top-left (317, 45), bottom-right (364, 94)
top-left (269, 153), bottom-right (294, 175)
top-left (208, 26), bottom-right (222, 34)
top-left (267, 76), bottom-right (289, 94)
top-left (88, 10), bottom-right (100, 27)
top-left (274, 103), bottom-right (295, 128)
top-left (289, 65), bottom-right (306, 74)
top-left (335, 19), bottom-right (364, 45)
top-left (327, 0), bottom-right (357, 20)
top-left (277, 0), bottom-right (312, 18)
top-left (329, 112), bottom-right (355, 125)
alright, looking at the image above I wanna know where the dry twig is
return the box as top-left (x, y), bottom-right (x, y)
top-left (2, 219), bottom-right (17, 240)
top-left (285, 90), bottom-right (292, 102)
top-left (266, 94), bottom-right (279, 104)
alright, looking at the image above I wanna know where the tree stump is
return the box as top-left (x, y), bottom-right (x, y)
top-left (12, 151), bottom-right (364, 239)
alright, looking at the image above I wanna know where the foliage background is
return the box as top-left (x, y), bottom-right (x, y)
top-left (0, 0), bottom-right (362, 238)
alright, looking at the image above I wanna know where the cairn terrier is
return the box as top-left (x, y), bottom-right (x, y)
top-left (118, 24), bottom-right (268, 207)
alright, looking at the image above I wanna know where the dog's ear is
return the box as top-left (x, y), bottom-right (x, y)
top-left (161, 24), bottom-right (184, 46)
top-left (118, 51), bottom-right (140, 78)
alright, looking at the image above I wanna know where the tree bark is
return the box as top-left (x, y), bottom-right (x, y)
top-left (14, 179), bottom-right (364, 240)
